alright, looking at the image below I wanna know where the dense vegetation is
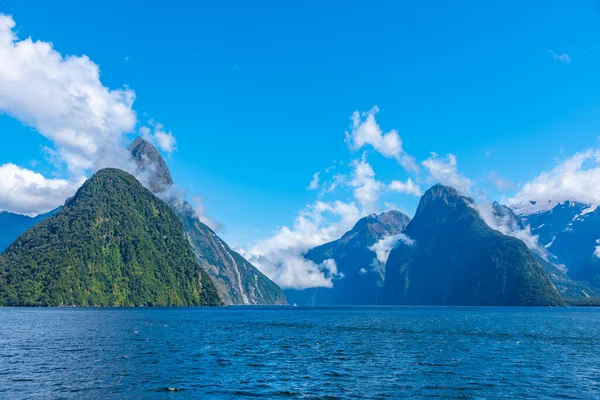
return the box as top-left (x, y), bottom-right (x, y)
top-left (0, 168), bottom-right (222, 307)
top-left (128, 136), bottom-right (286, 305)
top-left (564, 297), bottom-right (600, 306)
top-left (382, 184), bottom-right (565, 306)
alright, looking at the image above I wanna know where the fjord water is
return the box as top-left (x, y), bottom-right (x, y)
top-left (1, 307), bottom-right (599, 399)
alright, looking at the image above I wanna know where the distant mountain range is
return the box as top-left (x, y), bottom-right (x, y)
top-left (515, 200), bottom-right (600, 292)
top-left (0, 169), bottom-right (222, 307)
top-left (127, 137), bottom-right (286, 305)
top-left (0, 209), bottom-right (58, 252)
top-left (3, 139), bottom-right (600, 306)
top-left (285, 210), bottom-right (410, 305)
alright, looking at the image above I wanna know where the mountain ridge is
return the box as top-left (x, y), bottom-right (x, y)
top-left (0, 168), bottom-right (222, 307)
top-left (127, 137), bottom-right (286, 305)
top-left (382, 184), bottom-right (565, 306)
top-left (285, 210), bottom-right (410, 305)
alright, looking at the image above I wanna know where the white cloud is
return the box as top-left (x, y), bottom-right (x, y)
top-left (389, 178), bottom-right (421, 196)
top-left (141, 122), bottom-right (177, 154)
top-left (549, 50), bottom-right (571, 64)
top-left (244, 200), bottom-right (360, 289)
top-left (510, 149), bottom-right (600, 208)
top-left (595, 240), bottom-right (600, 258)
top-left (475, 202), bottom-right (541, 251)
top-left (422, 153), bottom-right (473, 194)
top-left (0, 14), bottom-right (137, 175)
top-left (369, 233), bottom-right (415, 267)
top-left (307, 172), bottom-right (320, 190)
top-left (345, 106), bottom-right (418, 172)
top-left (349, 154), bottom-right (384, 213)
top-left (0, 163), bottom-right (84, 215)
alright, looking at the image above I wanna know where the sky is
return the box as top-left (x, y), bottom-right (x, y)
top-left (1, 0), bottom-right (600, 289)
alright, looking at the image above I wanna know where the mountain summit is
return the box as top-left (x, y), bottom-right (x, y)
top-left (128, 137), bottom-right (174, 192)
top-left (128, 137), bottom-right (286, 305)
top-left (285, 210), bottom-right (411, 305)
top-left (382, 184), bottom-right (564, 306)
top-left (0, 168), bottom-right (222, 307)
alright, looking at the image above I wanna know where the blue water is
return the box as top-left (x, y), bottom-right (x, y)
top-left (1, 307), bottom-right (599, 399)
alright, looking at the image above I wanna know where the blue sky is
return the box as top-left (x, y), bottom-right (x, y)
top-left (1, 0), bottom-right (600, 259)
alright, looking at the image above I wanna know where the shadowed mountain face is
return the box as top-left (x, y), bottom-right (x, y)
top-left (489, 202), bottom-right (593, 298)
top-left (285, 211), bottom-right (411, 305)
top-left (518, 202), bottom-right (600, 288)
top-left (382, 184), bottom-right (565, 306)
top-left (128, 137), bottom-right (286, 305)
top-left (0, 169), bottom-right (222, 307)
top-left (0, 209), bottom-right (59, 253)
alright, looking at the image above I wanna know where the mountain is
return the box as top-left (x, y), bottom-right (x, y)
top-left (285, 211), bottom-right (411, 305)
top-left (128, 137), bottom-right (286, 305)
top-left (382, 184), bottom-right (565, 306)
top-left (489, 202), bottom-right (593, 298)
top-left (0, 168), bottom-right (222, 307)
top-left (0, 209), bottom-right (59, 252)
top-left (172, 199), bottom-right (286, 305)
top-left (515, 201), bottom-right (600, 290)
top-left (128, 137), bottom-right (174, 192)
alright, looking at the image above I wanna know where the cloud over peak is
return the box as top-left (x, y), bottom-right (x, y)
top-left (0, 14), bottom-right (137, 175)
top-left (422, 153), bottom-right (473, 194)
top-left (510, 149), bottom-right (600, 207)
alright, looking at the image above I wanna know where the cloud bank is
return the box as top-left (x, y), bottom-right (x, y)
top-left (0, 13), bottom-right (177, 215)
top-left (510, 149), bottom-right (600, 210)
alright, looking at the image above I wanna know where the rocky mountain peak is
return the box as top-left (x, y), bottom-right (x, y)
top-left (128, 137), bottom-right (174, 193)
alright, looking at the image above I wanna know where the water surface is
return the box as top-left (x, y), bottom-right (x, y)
top-left (1, 307), bottom-right (599, 399)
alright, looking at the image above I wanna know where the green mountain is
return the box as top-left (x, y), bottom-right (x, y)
top-left (382, 184), bottom-right (565, 306)
top-left (0, 168), bottom-right (222, 307)
top-left (128, 137), bottom-right (286, 305)
top-left (285, 211), bottom-right (410, 305)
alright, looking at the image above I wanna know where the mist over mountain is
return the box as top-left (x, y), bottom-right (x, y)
top-left (382, 184), bottom-right (564, 306)
top-left (127, 137), bottom-right (286, 305)
top-left (515, 200), bottom-right (600, 292)
top-left (285, 210), bottom-right (410, 305)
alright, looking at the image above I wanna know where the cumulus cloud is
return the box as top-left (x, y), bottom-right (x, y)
top-left (140, 122), bottom-right (177, 154)
top-left (248, 110), bottom-right (426, 289)
top-left (369, 233), bottom-right (415, 266)
top-left (549, 50), bottom-right (571, 64)
top-left (0, 13), bottom-right (170, 214)
top-left (510, 149), bottom-right (600, 208)
top-left (345, 106), bottom-right (418, 172)
top-left (349, 154), bottom-right (384, 214)
top-left (422, 153), bottom-right (473, 194)
top-left (307, 172), bottom-right (320, 190)
top-left (0, 163), bottom-right (84, 215)
top-left (244, 200), bottom-right (360, 289)
top-left (0, 14), bottom-right (137, 175)
top-left (389, 178), bottom-right (421, 196)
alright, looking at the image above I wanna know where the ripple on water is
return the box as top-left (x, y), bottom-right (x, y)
top-left (0, 307), bottom-right (599, 399)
